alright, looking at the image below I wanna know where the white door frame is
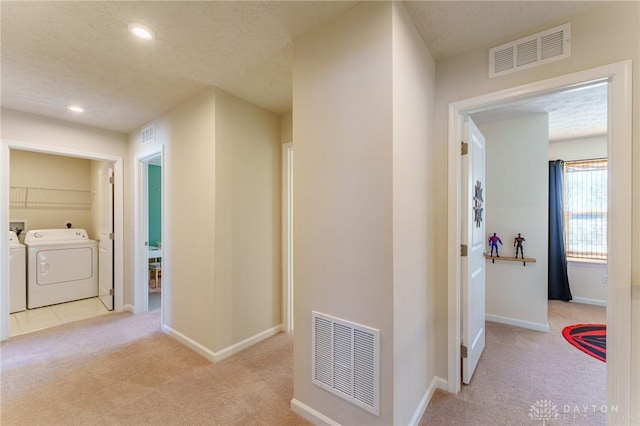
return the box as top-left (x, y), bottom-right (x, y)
top-left (282, 142), bottom-right (294, 332)
top-left (134, 148), bottom-right (164, 315)
top-left (0, 139), bottom-right (125, 340)
top-left (447, 61), bottom-right (632, 417)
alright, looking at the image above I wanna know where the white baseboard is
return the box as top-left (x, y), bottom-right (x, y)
top-left (212, 324), bottom-right (282, 362)
top-left (408, 376), bottom-right (448, 426)
top-left (486, 313), bottom-right (549, 332)
top-left (291, 376), bottom-right (447, 426)
top-left (123, 304), bottom-right (135, 313)
top-left (571, 297), bottom-right (606, 307)
top-left (162, 323), bottom-right (283, 363)
top-left (291, 398), bottom-right (341, 426)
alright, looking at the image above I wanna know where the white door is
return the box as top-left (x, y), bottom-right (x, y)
top-left (98, 166), bottom-right (114, 310)
top-left (461, 117), bottom-right (486, 384)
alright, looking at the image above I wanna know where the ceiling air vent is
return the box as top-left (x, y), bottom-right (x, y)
top-left (489, 23), bottom-right (570, 78)
top-left (312, 311), bottom-right (380, 416)
top-left (141, 124), bottom-right (155, 145)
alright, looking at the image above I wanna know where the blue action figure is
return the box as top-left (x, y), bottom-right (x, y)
top-left (514, 233), bottom-right (526, 259)
top-left (488, 233), bottom-right (503, 257)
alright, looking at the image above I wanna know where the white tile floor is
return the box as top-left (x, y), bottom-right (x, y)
top-left (10, 297), bottom-right (110, 337)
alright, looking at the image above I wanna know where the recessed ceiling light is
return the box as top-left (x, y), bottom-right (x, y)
top-left (67, 105), bottom-right (84, 113)
top-left (129, 23), bottom-right (155, 40)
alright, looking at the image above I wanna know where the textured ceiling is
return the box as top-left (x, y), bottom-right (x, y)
top-left (1, 1), bottom-right (606, 134)
top-left (471, 82), bottom-right (608, 141)
top-left (404, 1), bottom-right (601, 60)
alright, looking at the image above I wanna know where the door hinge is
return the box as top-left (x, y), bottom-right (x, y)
top-left (461, 345), bottom-right (468, 358)
top-left (109, 232), bottom-right (115, 240)
top-left (461, 141), bottom-right (469, 155)
top-left (109, 288), bottom-right (114, 296)
top-left (109, 176), bottom-right (114, 184)
top-left (460, 244), bottom-right (468, 257)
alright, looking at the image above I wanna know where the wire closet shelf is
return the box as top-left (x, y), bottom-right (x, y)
top-left (9, 185), bottom-right (93, 210)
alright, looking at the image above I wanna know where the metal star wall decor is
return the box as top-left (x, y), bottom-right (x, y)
top-left (473, 180), bottom-right (483, 228)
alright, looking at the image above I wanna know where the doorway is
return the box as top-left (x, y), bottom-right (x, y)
top-left (282, 142), bottom-right (294, 332)
top-left (446, 61), bottom-right (632, 415)
top-left (0, 141), bottom-right (125, 341)
top-left (135, 151), bottom-right (164, 315)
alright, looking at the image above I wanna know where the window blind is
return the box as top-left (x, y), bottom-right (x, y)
top-left (563, 159), bottom-right (607, 260)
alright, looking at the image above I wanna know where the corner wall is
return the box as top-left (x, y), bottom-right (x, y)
top-left (128, 87), bottom-right (281, 359)
top-left (292, 2), bottom-right (439, 424)
top-left (391, 2), bottom-right (438, 424)
top-left (292, 2), bottom-right (395, 424)
top-left (213, 88), bottom-right (281, 352)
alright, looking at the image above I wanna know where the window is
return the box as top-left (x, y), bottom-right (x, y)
top-left (564, 159), bottom-right (607, 260)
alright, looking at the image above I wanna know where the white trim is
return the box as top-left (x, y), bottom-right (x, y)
top-left (291, 398), bottom-right (342, 426)
top-left (447, 61), bottom-right (632, 420)
top-left (163, 324), bottom-right (283, 363)
top-left (485, 314), bottom-right (550, 332)
top-left (281, 142), bottom-right (294, 332)
top-left (0, 138), bottom-right (125, 341)
top-left (212, 324), bottom-right (283, 362)
top-left (123, 304), bottom-right (135, 313)
top-left (571, 297), bottom-right (606, 307)
top-left (408, 376), bottom-right (448, 426)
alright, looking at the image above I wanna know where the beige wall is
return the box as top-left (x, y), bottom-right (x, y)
top-left (548, 135), bottom-right (607, 161)
top-left (213, 88), bottom-right (281, 351)
top-left (281, 112), bottom-right (292, 144)
top-left (480, 115), bottom-right (549, 329)
top-left (293, 2), bottom-right (395, 424)
top-left (1, 108), bottom-right (128, 156)
top-left (293, 2), bottom-right (438, 423)
top-left (128, 87), bottom-right (281, 356)
top-left (9, 150), bottom-right (94, 238)
top-left (144, 89), bottom-right (218, 348)
top-left (434, 4), bottom-right (640, 400)
top-left (391, 2), bottom-right (437, 424)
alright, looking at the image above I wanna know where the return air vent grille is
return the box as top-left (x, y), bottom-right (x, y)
top-left (489, 23), bottom-right (570, 78)
top-left (312, 311), bottom-right (380, 416)
top-left (141, 124), bottom-right (155, 145)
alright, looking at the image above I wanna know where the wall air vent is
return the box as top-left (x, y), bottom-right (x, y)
top-left (141, 124), bottom-right (155, 145)
top-left (312, 311), bottom-right (380, 416)
top-left (489, 23), bottom-right (570, 78)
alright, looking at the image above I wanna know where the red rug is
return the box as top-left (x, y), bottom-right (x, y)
top-left (562, 324), bottom-right (606, 362)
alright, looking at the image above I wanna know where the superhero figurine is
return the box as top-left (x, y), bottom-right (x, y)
top-left (488, 233), bottom-right (503, 257)
top-left (514, 233), bottom-right (526, 259)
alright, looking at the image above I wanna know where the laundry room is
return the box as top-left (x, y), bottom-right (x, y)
top-left (8, 148), bottom-right (114, 333)
top-left (10, 150), bottom-right (97, 238)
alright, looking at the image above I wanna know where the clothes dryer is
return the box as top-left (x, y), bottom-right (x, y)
top-left (9, 231), bottom-right (26, 313)
top-left (25, 229), bottom-right (98, 309)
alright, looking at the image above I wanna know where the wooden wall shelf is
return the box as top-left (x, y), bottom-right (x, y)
top-left (485, 254), bottom-right (536, 266)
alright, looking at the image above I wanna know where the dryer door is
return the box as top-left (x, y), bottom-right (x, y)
top-left (36, 248), bottom-right (94, 285)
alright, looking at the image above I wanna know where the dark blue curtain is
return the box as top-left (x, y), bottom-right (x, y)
top-left (548, 160), bottom-right (572, 301)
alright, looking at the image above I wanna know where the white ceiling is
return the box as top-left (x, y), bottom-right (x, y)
top-left (471, 82), bottom-right (608, 141)
top-left (1, 1), bottom-right (606, 135)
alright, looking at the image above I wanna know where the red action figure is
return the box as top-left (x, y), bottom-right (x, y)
top-left (488, 233), bottom-right (503, 257)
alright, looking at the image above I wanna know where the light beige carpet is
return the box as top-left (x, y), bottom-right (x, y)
top-left (420, 301), bottom-right (607, 425)
top-left (2, 301), bottom-right (605, 425)
top-left (1, 309), bottom-right (309, 426)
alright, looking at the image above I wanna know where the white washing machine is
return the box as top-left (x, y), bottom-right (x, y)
top-left (9, 231), bottom-right (26, 313)
top-left (25, 229), bottom-right (98, 309)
